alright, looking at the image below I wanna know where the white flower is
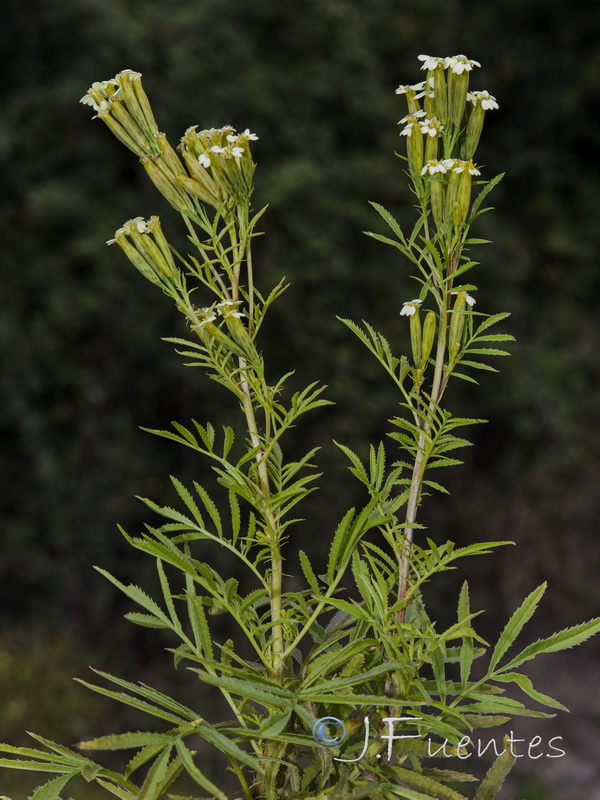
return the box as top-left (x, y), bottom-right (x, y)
top-left (395, 81), bottom-right (426, 95)
top-left (441, 158), bottom-right (456, 170)
top-left (421, 160), bottom-right (448, 176)
top-left (420, 118), bottom-right (444, 137)
top-left (198, 152), bottom-right (211, 168)
top-left (230, 146), bottom-right (245, 158)
top-left (467, 90), bottom-right (499, 110)
top-left (446, 55), bottom-right (481, 74)
top-left (452, 291), bottom-right (476, 306)
top-left (452, 160), bottom-right (481, 176)
top-left (400, 299), bottom-right (423, 316)
top-left (418, 55), bottom-right (448, 71)
top-left (226, 134), bottom-right (238, 143)
top-left (399, 110), bottom-right (427, 123)
top-left (241, 128), bottom-right (259, 140)
top-left (210, 145), bottom-right (226, 153)
top-left (399, 121), bottom-right (419, 137)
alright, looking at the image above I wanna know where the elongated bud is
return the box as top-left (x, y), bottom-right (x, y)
top-left (109, 97), bottom-right (159, 156)
top-left (462, 103), bottom-right (484, 160)
top-left (141, 155), bottom-right (196, 214)
top-left (445, 162), bottom-right (461, 222)
top-left (409, 305), bottom-right (422, 366)
top-left (146, 216), bottom-right (177, 277)
top-left (423, 120), bottom-right (442, 163)
top-left (421, 312), bottom-right (437, 363)
top-left (406, 122), bottom-right (423, 176)
top-left (156, 132), bottom-right (185, 177)
top-left (95, 108), bottom-right (145, 157)
top-left (456, 160), bottom-right (480, 224)
top-left (447, 70), bottom-right (469, 130)
top-left (423, 85), bottom-right (436, 118)
top-left (432, 69), bottom-right (448, 123)
top-left (462, 90), bottom-right (499, 159)
top-left (111, 230), bottom-right (160, 284)
top-left (448, 292), bottom-right (467, 357)
top-left (430, 179), bottom-right (445, 227)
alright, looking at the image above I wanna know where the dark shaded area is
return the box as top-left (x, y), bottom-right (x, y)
top-left (1, 1), bottom-right (599, 797)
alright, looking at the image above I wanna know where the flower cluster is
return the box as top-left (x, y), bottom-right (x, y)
top-left (178, 126), bottom-right (258, 207)
top-left (107, 216), bottom-right (178, 285)
top-left (395, 55), bottom-right (497, 225)
top-left (418, 54), bottom-right (481, 73)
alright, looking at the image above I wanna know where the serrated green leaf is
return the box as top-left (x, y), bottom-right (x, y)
top-left (174, 741), bottom-right (227, 800)
top-left (501, 616), bottom-right (600, 671)
top-left (299, 550), bottom-right (320, 594)
top-left (489, 583), bottom-right (547, 672)
top-left (95, 780), bottom-right (137, 799)
top-left (77, 732), bottom-right (177, 751)
top-left (390, 766), bottom-right (468, 800)
top-left (258, 710), bottom-right (292, 738)
top-left (138, 746), bottom-right (172, 800)
top-left (493, 672), bottom-right (568, 711)
top-left (30, 772), bottom-right (78, 800)
top-left (457, 582), bottom-right (473, 689)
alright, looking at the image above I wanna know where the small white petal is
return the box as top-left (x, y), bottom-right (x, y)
top-left (210, 145), bottom-right (226, 153)
top-left (466, 294), bottom-right (476, 306)
top-left (231, 146), bottom-right (245, 158)
top-left (198, 152), bottom-right (211, 168)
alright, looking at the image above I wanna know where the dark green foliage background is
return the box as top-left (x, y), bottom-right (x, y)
top-left (1, 0), bottom-right (598, 796)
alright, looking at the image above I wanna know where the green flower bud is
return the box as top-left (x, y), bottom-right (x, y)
top-left (156, 132), bottom-right (185, 178)
top-left (448, 291), bottom-right (468, 357)
top-left (409, 305), bottom-right (422, 366)
top-left (400, 117), bottom-right (424, 177)
top-left (421, 311), bottom-right (437, 363)
top-left (432, 70), bottom-right (448, 123)
top-left (141, 155), bottom-right (196, 214)
top-left (462, 104), bottom-right (484, 160)
top-left (430, 179), bottom-right (445, 227)
top-left (455, 160), bottom-right (481, 224)
top-left (462, 90), bottom-right (499, 159)
top-left (95, 108), bottom-right (145, 157)
top-left (448, 69), bottom-right (469, 130)
top-left (109, 97), bottom-right (158, 156)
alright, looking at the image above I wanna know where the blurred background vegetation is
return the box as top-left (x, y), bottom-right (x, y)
top-left (1, 0), bottom-right (599, 797)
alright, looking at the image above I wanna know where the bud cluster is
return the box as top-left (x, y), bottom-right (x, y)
top-left (395, 54), bottom-right (498, 231)
top-left (81, 71), bottom-right (259, 216)
top-left (107, 216), bottom-right (178, 285)
top-left (178, 126), bottom-right (258, 208)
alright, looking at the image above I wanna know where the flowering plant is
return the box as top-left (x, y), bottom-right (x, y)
top-left (1, 56), bottom-right (599, 800)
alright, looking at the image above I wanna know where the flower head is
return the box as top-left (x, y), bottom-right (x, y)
top-left (418, 55), bottom-right (449, 71)
top-left (421, 159), bottom-right (448, 176)
top-left (452, 159), bottom-right (481, 176)
top-left (399, 110), bottom-right (427, 124)
top-left (400, 299), bottom-right (423, 316)
top-left (395, 81), bottom-right (426, 97)
top-left (446, 55), bottom-right (481, 74)
top-left (467, 90), bottom-right (499, 110)
top-left (420, 118), bottom-right (444, 138)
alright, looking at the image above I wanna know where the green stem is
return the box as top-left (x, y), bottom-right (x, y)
top-left (396, 294), bottom-right (449, 623)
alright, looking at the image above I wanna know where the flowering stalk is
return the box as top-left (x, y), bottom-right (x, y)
top-left (390, 54), bottom-right (500, 621)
